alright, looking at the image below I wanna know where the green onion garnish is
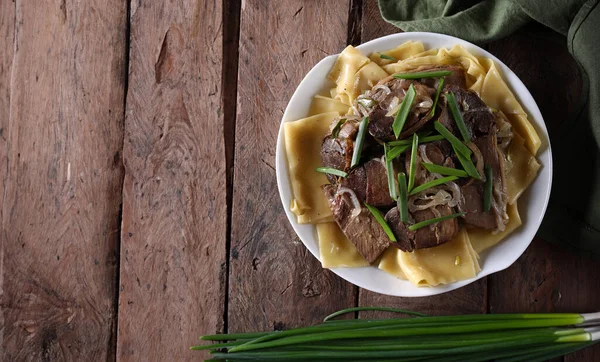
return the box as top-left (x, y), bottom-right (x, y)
top-left (455, 146), bottom-right (481, 179)
top-left (379, 53), bottom-right (397, 61)
top-left (392, 84), bottom-right (416, 138)
top-left (446, 91), bottom-right (470, 142)
top-left (397, 172), bottom-right (409, 223)
top-left (484, 164), bottom-right (493, 212)
top-left (430, 78), bottom-right (445, 117)
top-left (196, 308), bottom-right (600, 360)
top-left (407, 133), bottom-right (418, 191)
top-left (388, 134), bottom-right (444, 146)
top-left (422, 162), bottom-right (468, 177)
top-left (433, 121), bottom-right (472, 158)
top-left (386, 144), bottom-right (410, 161)
top-left (392, 70), bottom-right (452, 79)
top-left (364, 203), bottom-right (397, 242)
top-left (409, 176), bottom-right (459, 195)
top-left (408, 212), bottom-right (465, 231)
top-left (351, 116), bottom-right (369, 168)
top-left (331, 118), bottom-right (346, 138)
top-left (315, 167), bottom-right (348, 178)
top-left (384, 144), bottom-right (398, 200)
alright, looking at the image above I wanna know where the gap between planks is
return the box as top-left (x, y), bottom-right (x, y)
top-left (222, 0), bottom-right (242, 335)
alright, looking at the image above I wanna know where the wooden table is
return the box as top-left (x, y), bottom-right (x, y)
top-left (1, 0), bottom-right (598, 360)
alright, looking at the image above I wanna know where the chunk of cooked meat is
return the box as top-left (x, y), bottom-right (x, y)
top-left (322, 184), bottom-right (390, 263)
top-left (384, 208), bottom-right (415, 252)
top-left (340, 165), bottom-right (368, 201)
top-left (321, 136), bottom-right (353, 184)
top-left (409, 64), bottom-right (467, 89)
top-left (440, 85), bottom-right (496, 138)
top-left (457, 183), bottom-right (497, 230)
top-left (340, 159), bottom-right (397, 208)
top-left (385, 205), bottom-right (459, 252)
top-left (368, 78), bottom-right (436, 141)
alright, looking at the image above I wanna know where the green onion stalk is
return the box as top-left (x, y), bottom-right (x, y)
top-left (193, 308), bottom-right (600, 361)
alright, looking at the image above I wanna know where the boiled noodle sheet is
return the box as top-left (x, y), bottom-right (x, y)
top-left (283, 42), bottom-right (541, 286)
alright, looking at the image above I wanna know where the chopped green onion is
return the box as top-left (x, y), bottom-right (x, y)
top-left (431, 78), bottom-right (445, 117)
top-left (422, 162), bottom-right (469, 177)
top-left (384, 144), bottom-right (398, 200)
top-left (392, 70), bottom-right (452, 79)
top-left (331, 118), bottom-right (346, 138)
top-left (434, 121), bottom-right (472, 158)
top-left (446, 91), bottom-right (471, 142)
top-left (408, 212), bottom-right (465, 231)
top-left (392, 84), bottom-right (416, 138)
top-left (407, 133), bottom-right (418, 191)
top-left (379, 53), bottom-right (397, 61)
top-left (397, 173), bottom-right (409, 223)
top-left (455, 147), bottom-right (481, 179)
top-left (364, 203), bottom-right (397, 242)
top-left (351, 116), bottom-right (369, 168)
top-left (386, 144), bottom-right (410, 161)
top-left (484, 164), bottom-right (493, 212)
top-left (315, 167), bottom-right (348, 178)
top-left (409, 176), bottom-right (459, 196)
top-left (388, 134), bottom-right (444, 146)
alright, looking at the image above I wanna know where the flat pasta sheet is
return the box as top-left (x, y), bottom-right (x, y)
top-left (285, 112), bottom-right (339, 224)
top-left (283, 41), bottom-right (541, 287)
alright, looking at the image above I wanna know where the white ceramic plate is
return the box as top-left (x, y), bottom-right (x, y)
top-left (275, 32), bottom-right (552, 297)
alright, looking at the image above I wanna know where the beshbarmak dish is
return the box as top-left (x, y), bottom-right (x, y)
top-left (282, 39), bottom-right (542, 288)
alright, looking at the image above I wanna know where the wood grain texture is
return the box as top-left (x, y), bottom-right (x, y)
top-left (228, 0), bottom-right (356, 333)
top-left (1, 0), bottom-right (127, 360)
top-left (360, 0), bottom-right (400, 42)
top-left (358, 0), bottom-right (486, 317)
top-left (117, 1), bottom-right (227, 360)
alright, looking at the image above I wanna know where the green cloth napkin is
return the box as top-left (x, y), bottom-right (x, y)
top-left (379, 0), bottom-right (600, 254)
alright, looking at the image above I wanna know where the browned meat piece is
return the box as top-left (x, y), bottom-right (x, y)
top-left (365, 160), bottom-right (395, 207)
top-left (340, 165), bottom-right (367, 201)
top-left (336, 120), bottom-right (359, 139)
top-left (409, 64), bottom-right (467, 89)
top-left (321, 136), bottom-right (353, 184)
top-left (368, 79), bottom-right (436, 141)
top-left (458, 183), bottom-right (496, 230)
top-left (385, 205), bottom-right (459, 252)
top-left (384, 208), bottom-right (415, 252)
top-left (340, 159), bottom-right (397, 208)
top-left (412, 206), bottom-right (459, 249)
top-left (474, 132), bottom-right (505, 188)
top-left (322, 185), bottom-right (390, 263)
top-left (440, 85), bottom-right (495, 138)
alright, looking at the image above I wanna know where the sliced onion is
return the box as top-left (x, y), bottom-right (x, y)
top-left (467, 142), bottom-right (485, 180)
top-left (440, 181), bottom-right (462, 208)
top-left (385, 96), bottom-right (401, 117)
top-left (416, 98), bottom-right (433, 109)
top-left (372, 84), bottom-right (391, 95)
top-left (418, 145), bottom-right (442, 181)
top-left (408, 188), bottom-right (452, 212)
top-left (337, 187), bottom-right (362, 218)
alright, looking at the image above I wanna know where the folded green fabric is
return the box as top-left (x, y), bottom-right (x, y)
top-left (379, 0), bottom-right (600, 254)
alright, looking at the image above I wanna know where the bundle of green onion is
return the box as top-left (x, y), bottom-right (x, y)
top-left (192, 307), bottom-right (600, 361)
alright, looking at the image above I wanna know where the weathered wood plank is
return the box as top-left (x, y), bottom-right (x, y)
top-left (116, 1), bottom-right (227, 360)
top-left (1, 0), bottom-right (127, 360)
top-left (358, 0), bottom-right (487, 317)
top-left (228, 0), bottom-right (356, 333)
